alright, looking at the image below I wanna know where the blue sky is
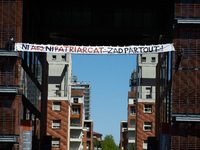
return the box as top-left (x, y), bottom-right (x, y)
top-left (72, 54), bottom-right (137, 144)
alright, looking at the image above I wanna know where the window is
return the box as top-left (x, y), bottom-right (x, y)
top-left (146, 95), bottom-right (151, 99)
top-left (142, 57), bottom-right (146, 62)
top-left (146, 87), bottom-right (151, 99)
top-left (143, 122), bottom-right (152, 131)
top-left (144, 105), bottom-right (152, 113)
top-left (151, 57), bottom-right (156, 62)
top-left (52, 138), bottom-right (60, 147)
top-left (52, 120), bottom-right (61, 129)
top-left (143, 140), bottom-right (148, 149)
top-left (52, 55), bottom-right (56, 60)
top-left (130, 108), bottom-right (136, 115)
top-left (52, 102), bottom-right (61, 111)
top-left (74, 98), bottom-right (78, 103)
top-left (133, 99), bottom-right (136, 104)
top-left (72, 107), bottom-right (80, 114)
top-left (61, 55), bottom-right (66, 61)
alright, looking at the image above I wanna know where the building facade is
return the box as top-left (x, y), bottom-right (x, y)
top-left (122, 54), bottom-right (158, 150)
top-left (156, 1), bottom-right (200, 150)
top-left (71, 76), bottom-right (91, 120)
top-left (120, 121), bottom-right (128, 150)
top-left (46, 53), bottom-right (72, 150)
top-left (70, 90), bottom-right (85, 150)
top-left (0, 1), bottom-right (48, 149)
top-left (127, 91), bottom-right (136, 149)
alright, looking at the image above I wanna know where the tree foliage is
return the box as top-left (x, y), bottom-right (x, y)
top-left (129, 143), bottom-right (135, 150)
top-left (93, 138), bottom-right (100, 148)
top-left (101, 135), bottom-right (119, 150)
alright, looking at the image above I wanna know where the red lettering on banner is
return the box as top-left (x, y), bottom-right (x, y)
top-left (31, 46), bottom-right (36, 50)
top-left (99, 47), bottom-right (103, 53)
top-left (64, 46), bottom-right (69, 52)
top-left (55, 46), bottom-right (59, 52)
top-left (58, 47), bottom-right (64, 52)
top-left (88, 48), bottom-right (92, 53)
top-left (83, 47), bottom-right (87, 53)
top-left (69, 47), bottom-right (76, 52)
top-left (77, 47), bottom-right (82, 53)
top-left (94, 48), bottom-right (99, 54)
top-left (37, 46), bottom-right (44, 51)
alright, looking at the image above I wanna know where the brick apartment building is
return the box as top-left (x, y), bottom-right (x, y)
top-left (127, 91), bottom-right (136, 148)
top-left (71, 77), bottom-right (94, 149)
top-left (46, 53), bottom-right (72, 149)
top-left (70, 90), bottom-right (84, 149)
top-left (120, 121), bottom-right (128, 150)
top-left (121, 54), bottom-right (158, 150)
top-left (135, 54), bottom-right (158, 150)
top-left (156, 1), bottom-right (200, 150)
top-left (0, 1), bottom-right (48, 149)
top-left (70, 89), bottom-right (94, 150)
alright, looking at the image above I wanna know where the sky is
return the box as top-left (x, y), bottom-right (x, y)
top-left (72, 54), bottom-right (137, 144)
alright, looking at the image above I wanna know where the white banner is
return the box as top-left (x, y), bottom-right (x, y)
top-left (14, 43), bottom-right (175, 55)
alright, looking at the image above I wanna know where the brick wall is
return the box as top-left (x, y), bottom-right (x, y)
top-left (0, 0), bottom-right (22, 48)
top-left (46, 100), bottom-right (69, 150)
top-left (136, 102), bottom-right (155, 150)
top-left (0, 95), bottom-right (21, 135)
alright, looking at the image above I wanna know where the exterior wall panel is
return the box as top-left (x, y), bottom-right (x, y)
top-left (0, 0), bottom-right (22, 48)
top-left (175, 0), bottom-right (200, 17)
top-left (0, 95), bottom-right (21, 135)
top-left (47, 100), bottom-right (69, 150)
top-left (136, 102), bottom-right (155, 150)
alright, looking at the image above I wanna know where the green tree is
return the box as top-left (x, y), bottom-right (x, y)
top-left (129, 143), bottom-right (135, 150)
top-left (101, 135), bottom-right (119, 150)
top-left (93, 138), bottom-right (100, 148)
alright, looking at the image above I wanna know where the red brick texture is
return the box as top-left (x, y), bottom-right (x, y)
top-left (136, 102), bottom-right (155, 150)
top-left (47, 100), bottom-right (69, 150)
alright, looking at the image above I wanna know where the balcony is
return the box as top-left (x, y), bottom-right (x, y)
top-left (128, 137), bottom-right (135, 143)
top-left (70, 147), bottom-right (81, 150)
top-left (70, 135), bottom-right (82, 142)
top-left (0, 135), bottom-right (19, 142)
top-left (70, 123), bottom-right (82, 130)
top-left (129, 78), bottom-right (138, 86)
top-left (128, 125), bottom-right (136, 131)
top-left (0, 50), bottom-right (19, 57)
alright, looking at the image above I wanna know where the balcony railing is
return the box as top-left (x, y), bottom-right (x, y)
top-left (129, 137), bottom-right (135, 140)
top-left (70, 135), bottom-right (81, 139)
top-left (130, 125), bottom-right (136, 128)
top-left (70, 123), bottom-right (80, 127)
top-left (70, 147), bottom-right (80, 150)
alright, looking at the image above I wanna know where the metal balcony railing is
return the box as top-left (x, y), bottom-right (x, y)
top-left (129, 137), bottom-right (135, 140)
top-left (70, 135), bottom-right (81, 138)
top-left (70, 147), bottom-right (80, 150)
top-left (130, 125), bottom-right (136, 128)
top-left (70, 123), bottom-right (80, 127)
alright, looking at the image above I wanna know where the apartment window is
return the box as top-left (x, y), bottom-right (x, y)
top-left (72, 107), bottom-right (80, 114)
top-left (133, 99), bottom-right (136, 104)
top-left (142, 57), bottom-right (146, 62)
top-left (143, 122), bottom-right (152, 131)
top-left (144, 105), bottom-right (152, 113)
top-left (151, 57), bottom-right (156, 62)
top-left (130, 108), bottom-right (136, 115)
top-left (52, 138), bottom-right (60, 148)
top-left (61, 55), bottom-right (66, 61)
top-left (52, 102), bottom-right (61, 111)
top-left (52, 55), bottom-right (56, 60)
top-left (143, 140), bottom-right (148, 149)
top-left (52, 120), bottom-right (61, 129)
top-left (74, 98), bottom-right (78, 103)
top-left (146, 87), bottom-right (151, 99)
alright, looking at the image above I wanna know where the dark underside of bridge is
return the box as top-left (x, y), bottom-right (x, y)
top-left (23, 0), bottom-right (174, 46)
